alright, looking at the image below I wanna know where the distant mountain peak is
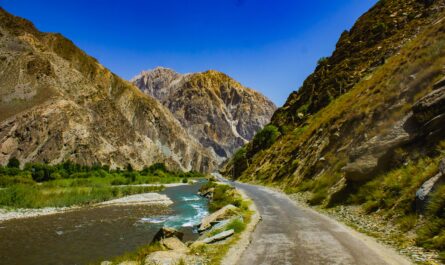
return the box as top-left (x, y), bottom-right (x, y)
top-left (132, 67), bottom-right (276, 161)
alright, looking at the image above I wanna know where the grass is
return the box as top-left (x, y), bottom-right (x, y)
top-left (0, 184), bottom-right (163, 208)
top-left (0, 161), bottom-right (205, 209)
top-left (199, 181), bottom-right (244, 212)
top-left (348, 155), bottom-right (441, 217)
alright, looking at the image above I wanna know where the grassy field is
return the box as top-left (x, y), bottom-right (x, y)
top-left (0, 160), bottom-right (204, 209)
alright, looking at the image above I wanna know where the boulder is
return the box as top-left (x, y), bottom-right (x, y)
top-left (416, 172), bottom-right (444, 212)
top-left (343, 115), bottom-right (415, 181)
top-left (198, 204), bottom-right (238, 232)
top-left (412, 86), bottom-right (445, 125)
top-left (202, 229), bottom-right (235, 244)
top-left (151, 227), bottom-right (184, 243)
top-left (161, 237), bottom-right (189, 253)
top-left (144, 251), bottom-right (188, 265)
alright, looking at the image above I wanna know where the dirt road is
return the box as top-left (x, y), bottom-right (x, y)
top-left (214, 174), bottom-right (412, 265)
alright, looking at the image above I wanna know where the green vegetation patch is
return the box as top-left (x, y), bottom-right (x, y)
top-left (0, 159), bottom-right (205, 209)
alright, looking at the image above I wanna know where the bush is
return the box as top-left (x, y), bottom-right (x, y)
top-left (209, 184), bottom-right (242, 212)
top-left (7, 157), bottom-right (20, 168)
top-left (232, 147), bottom-right (248, 180)
top-left (250, 125), bottom-right (281, 154)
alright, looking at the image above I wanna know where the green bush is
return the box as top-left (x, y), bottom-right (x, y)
top-left (7, 157), bottom-right (20, 168)
top-left (250, 125), bottom-right (281, 154)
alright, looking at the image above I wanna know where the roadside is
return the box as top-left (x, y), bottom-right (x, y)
top-left (289, 192), bottom-right (442, 265)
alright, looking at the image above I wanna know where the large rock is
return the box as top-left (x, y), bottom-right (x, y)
top-left (202, 229), bottom-right (235, 244)
top-left (132, 68), bottom-right (277, 162)
top-left (343, 115), bottom-right (416, 181)
top-left (412, 86), bottom-right (445, 125)
top-left (161, 237), bottom-right (189, 253)
top-left (415, 157), bottom-right (445, 212)
top-left (151, 227), bottom-right (184, 243)
top-left (198, 204), bottom-right (238, 232)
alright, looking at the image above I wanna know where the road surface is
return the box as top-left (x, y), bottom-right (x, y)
top-left (213, 174), bottom-right (411, 265)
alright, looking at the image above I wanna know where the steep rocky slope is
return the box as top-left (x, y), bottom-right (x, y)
top-left (0, 8), bottom-right (216, 172)
top-left (132, 68), bottom-right (276, 162)
top-left (226, 0), bottom-right (445, 259)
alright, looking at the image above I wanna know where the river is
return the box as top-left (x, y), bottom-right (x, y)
top-left (0, 181), bottom-right (208, 265)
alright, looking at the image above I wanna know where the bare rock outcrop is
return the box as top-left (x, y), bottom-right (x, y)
top-left (344, 82), bottom-right (445, 181)
top-left (132, 68), bottom-right (276, 162)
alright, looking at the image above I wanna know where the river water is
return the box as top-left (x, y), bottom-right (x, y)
top-left (0, 181), bottom-right (208, 265)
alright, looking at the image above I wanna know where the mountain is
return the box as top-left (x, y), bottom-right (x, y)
top-left (131, 67), bottom-right (276, 162)
top-left (225, 0), bottom-right (445, 256)
top-left (0, 8), bottom-right (217, 172)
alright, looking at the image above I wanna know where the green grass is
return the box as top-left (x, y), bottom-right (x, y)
top-left (199, 181), bottom-right (243, 212)
top-left (0, 184), bottom-right (163, 208)
top-left (348, 156), bottom-right (440, 216)
top-left (0, 161), bottom-right (205, 209)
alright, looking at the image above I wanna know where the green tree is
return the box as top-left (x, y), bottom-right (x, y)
top-left (250, 124), bottom-right (281, 154)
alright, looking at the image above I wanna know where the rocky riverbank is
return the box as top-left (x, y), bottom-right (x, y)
top-left (102, 181), bottom-right (259, 265)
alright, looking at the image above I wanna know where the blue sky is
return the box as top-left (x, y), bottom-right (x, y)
top-left (2, 0), bottom-right (377, 106)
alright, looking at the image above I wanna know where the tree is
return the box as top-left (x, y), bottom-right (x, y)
top-left (250, 124), bottom-right (281, 154)
top-left (7, 157), bottom-right (20, 168)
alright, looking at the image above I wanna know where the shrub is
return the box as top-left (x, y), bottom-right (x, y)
top-left (250, 125), bottom-right (281, 154)
top-left (7, 157), bottom-right (20, 168)
top-left (231, 147), bottom-right (248, 180)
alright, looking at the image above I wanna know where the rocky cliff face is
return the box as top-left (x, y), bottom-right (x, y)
top-left (132, 68), bottom-right (276, 162)
top-left (226, 0), bottom-right (445, 256)
top-left (0, 8), bottom-right (217, 172)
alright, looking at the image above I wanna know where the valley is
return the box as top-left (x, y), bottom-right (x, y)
top-left (1, 0), bottom-right (445, 264)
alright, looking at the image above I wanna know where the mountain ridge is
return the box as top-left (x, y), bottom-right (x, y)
top-left (0, 8), bottom-right (216, 172)
top-left (132, 67), bottom-right (276, 162)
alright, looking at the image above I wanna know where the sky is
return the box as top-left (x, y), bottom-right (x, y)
top-left (2, 0), bottom-right (377, 106)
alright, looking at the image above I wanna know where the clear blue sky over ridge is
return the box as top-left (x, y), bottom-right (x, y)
top-left (2, 0), bottom-right (377, 106)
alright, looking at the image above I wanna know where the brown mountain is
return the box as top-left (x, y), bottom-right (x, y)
top-left (132, 67), bottom-right (276, 162)
top-left (226, 0), bottom-right (445, 257)
top-left (0, 8), bottom-right (216, 172)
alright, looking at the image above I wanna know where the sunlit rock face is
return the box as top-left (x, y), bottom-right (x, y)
top-left (132, 67), bottom-right (276, 162)
top-left (0, 8), bottom-right (217, 172)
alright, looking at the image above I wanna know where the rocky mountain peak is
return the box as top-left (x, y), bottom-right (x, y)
top-left (132, 68), bottom-right (276, 162)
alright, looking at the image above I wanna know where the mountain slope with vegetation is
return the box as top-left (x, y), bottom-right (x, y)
top-left (132, 67), bottom-right (276, 162)
top-left (0, 8), bottom-right (217, 172)
top-left (225, 0), bottom-right (445, 260)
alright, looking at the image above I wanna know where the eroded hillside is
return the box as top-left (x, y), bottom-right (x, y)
top-left (132, 67), bottom-right (276, 162)
top-left (0, 8), bottom-right (216, 172)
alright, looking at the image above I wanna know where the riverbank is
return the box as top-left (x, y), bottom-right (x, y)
top-left (100, 180), bottom-right (259, 265)
top-left (0, 188), bottom-right (177, 222)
